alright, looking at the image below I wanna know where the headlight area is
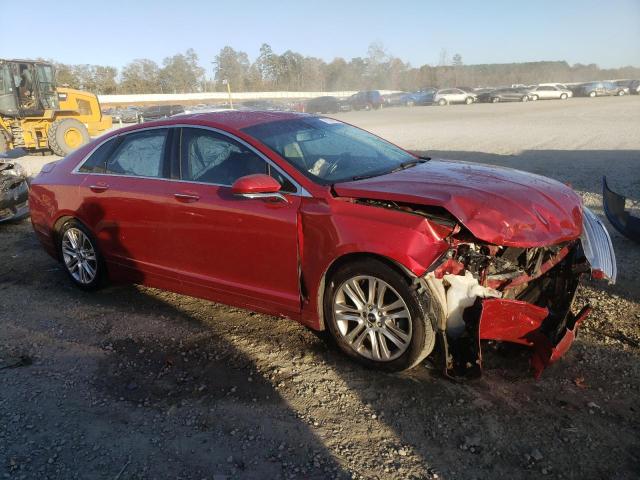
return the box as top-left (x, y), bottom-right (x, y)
top-left (581, 206), bottom-right (617, 283)
top-left (421, 234), bottom-right (596, 379)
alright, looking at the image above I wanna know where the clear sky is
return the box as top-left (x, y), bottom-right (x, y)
top-left (1, 0), bottom-right (638, 70)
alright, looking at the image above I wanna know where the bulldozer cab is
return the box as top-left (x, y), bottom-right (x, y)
top-left (0, 59), bottom-right (59, 117)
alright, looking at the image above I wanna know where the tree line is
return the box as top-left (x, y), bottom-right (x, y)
top-left (50, 43), bottom-right (640, 95)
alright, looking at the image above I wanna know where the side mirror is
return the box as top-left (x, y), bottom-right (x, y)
top-left (231, 174), bottom-right (288, 203)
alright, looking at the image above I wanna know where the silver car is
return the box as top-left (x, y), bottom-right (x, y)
top-left (433, 88), bottom-right (476, 106)
top-left (528, 85), bottom-right (573, 100)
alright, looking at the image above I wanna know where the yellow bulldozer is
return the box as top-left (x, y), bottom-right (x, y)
top-left (0, 59), bottom-right (111, 156)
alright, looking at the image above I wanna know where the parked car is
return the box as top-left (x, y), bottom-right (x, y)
top-left (433, 88), bottom-right (476, 106)
top-left (403, 90), bottom-right (436, 106)
top-left (349, 91), bottom-right (384, 110)
top-left (476, 88), bottom-right (532, 103)
top-left (119, 106), bottom-right (142, 123)
top-left (305, 96), bottom-right (349, 113)
top-left (527, 85), bottom-right (572, 100)
top-left (28, 111), bottom-right (616, 376)
top-left (614, 79), bottom-right (640, 95)
top-left (571, 81), bottom-right (627, 97)
top-left (382, 92), bottom-right (411, 107)
top-left (102, 108), bottom-right (121, 123)
top-left (139, 105), bottom-right (185, 122)
top-left (0, 160), bottom-right (29, 223)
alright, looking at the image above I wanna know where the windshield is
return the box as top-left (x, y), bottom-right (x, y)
top-left (243, 117), bottom-right (417, 184)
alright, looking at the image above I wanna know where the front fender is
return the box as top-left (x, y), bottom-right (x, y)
top-left (299, 197), bottom-right (451, 329)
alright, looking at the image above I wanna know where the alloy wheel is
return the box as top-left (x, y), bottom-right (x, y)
top-left (61, 228), bottom-right (98, 284)
top-left (333, 275), bottom-right (412, 361)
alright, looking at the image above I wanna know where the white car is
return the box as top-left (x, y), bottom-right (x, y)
top-left (434, 88), bottom-right (476, 106)
top-left (528, 85), bottom-right (573, 100)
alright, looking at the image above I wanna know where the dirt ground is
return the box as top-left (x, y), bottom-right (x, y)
top-left (1, 97), bottom-right (639, 480)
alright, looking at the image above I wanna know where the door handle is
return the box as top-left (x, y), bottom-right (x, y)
top-left (89, 184), bottom-right (109, 193)
top-left (174, 193), bottom-right (200, 202)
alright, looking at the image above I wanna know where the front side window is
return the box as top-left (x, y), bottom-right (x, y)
top-left (105, 129), bottom-right (168, 177)
top-left (243, 117), bottom-right (417, 184)
top-left (180, 128), bottom-right (267, 186)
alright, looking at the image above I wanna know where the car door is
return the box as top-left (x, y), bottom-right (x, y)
top-left (452, 88), bottom-right (466, 103)
top-left (166, 126), bottom-right (302, 316)
top-left (77, 127), bottom-right (177, 282)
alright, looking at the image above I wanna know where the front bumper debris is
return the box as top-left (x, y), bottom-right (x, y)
top-left (602, 176), bottom-right (640, 244)
top-left (424, 209), bottom-right (617, 379)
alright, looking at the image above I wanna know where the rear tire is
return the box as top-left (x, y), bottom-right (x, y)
top-left (324, 259), bottom-right (439, 372)
top-left (58, 219), bottom-right (105, 291)
top-left (530, 95), bottom-right (539, 101)
top-left (589, 91), bottom-right (597, 98)
top-left (521, 96), bottom-right (529, 102)
top-left (617, 90), bottom-right (625, 96)
top-left (492, 97), bottom-right (500, 103)
top-left (48, 118), bottom-right (90, 157)
top-left (438, 98), bottom-right (447, 106)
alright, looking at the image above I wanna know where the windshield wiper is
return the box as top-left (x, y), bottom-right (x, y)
top-left (390, 158), bottom-right (429, 173)
top-left (347, 158), bottom-right (430, 182)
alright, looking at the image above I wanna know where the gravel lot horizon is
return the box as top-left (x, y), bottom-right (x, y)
top-left (1, 96), bottom-right (639, 479)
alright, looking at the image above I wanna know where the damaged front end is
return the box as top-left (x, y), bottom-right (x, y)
top-left (0, 160), bottom-right (29, 223)
top-left (421, 206), bottom-right (616, 379)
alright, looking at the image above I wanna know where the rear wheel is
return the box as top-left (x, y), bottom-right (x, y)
top-left (589, 91), bottom-right (597, 98)
top-left (438, 98), bottom-right (447, 106)
top-left (521, 95), bottom-right (529, 102)
top-left (492, 97), bottom-right (500, 103)
top-left (617, 90), bottom-right (625, 96)
top-left (58, 219), bottom-right (105, 291)
top-left (530, 94), bottom-right (539, 101)
top-left (48, 118), bottom-right (90, 156)
top-left (324, 259), bottom-right (438, 372)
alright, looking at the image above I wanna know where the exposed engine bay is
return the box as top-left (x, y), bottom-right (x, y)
top-left (357, 197), bottom-right (615, 378)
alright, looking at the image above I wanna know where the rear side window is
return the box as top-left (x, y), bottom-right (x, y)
top-left (105, 129), bottom-right (168, 178)
top-left (78, 137), bottom-right (118, 173)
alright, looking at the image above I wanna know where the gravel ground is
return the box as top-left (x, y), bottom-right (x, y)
top-left (1, 97), bottom-right (639, 480)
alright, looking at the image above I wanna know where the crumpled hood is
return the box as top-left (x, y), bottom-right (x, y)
top-left (334, 159), bottom-right (583, 247)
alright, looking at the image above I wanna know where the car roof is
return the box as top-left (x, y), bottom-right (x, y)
top-left (124, 110), bottom-right (312, 133)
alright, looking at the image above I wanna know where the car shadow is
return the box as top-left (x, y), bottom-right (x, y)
top-left (10, 200), bottom-right (353, 480)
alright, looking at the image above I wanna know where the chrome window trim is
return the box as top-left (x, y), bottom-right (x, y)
top-left (72, 124), bottom-right (311, 197)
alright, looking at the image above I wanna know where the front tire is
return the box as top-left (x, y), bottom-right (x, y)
top-left (324, 259), bottom-right (438, 372)
top-left (48, 118), bottom-right (90, 157)
top-left (617, 90), bottom-right (625, 96)
top-left (589, 91), bottom-right (597, 98)
top-left (492, 97), bottom-right (500, 103)
top-left (58, 219), bottom-right (105, 291)
top-left (560, 93), bottom-right (568, 100)
top-left (465, 96), bottom-right (474, 105)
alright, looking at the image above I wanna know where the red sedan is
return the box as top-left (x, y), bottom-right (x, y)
top-left (29, 111), bottom-right (616, 377)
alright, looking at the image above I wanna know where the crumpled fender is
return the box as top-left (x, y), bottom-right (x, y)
top-left (298, 197), bottom-right (451, 329)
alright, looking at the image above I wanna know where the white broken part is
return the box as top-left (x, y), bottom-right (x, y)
top-left (424, 271), bottom-right (501, 339)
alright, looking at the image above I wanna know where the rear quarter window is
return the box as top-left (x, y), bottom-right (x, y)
top-left (77, 137), bottom-right (118, 173)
